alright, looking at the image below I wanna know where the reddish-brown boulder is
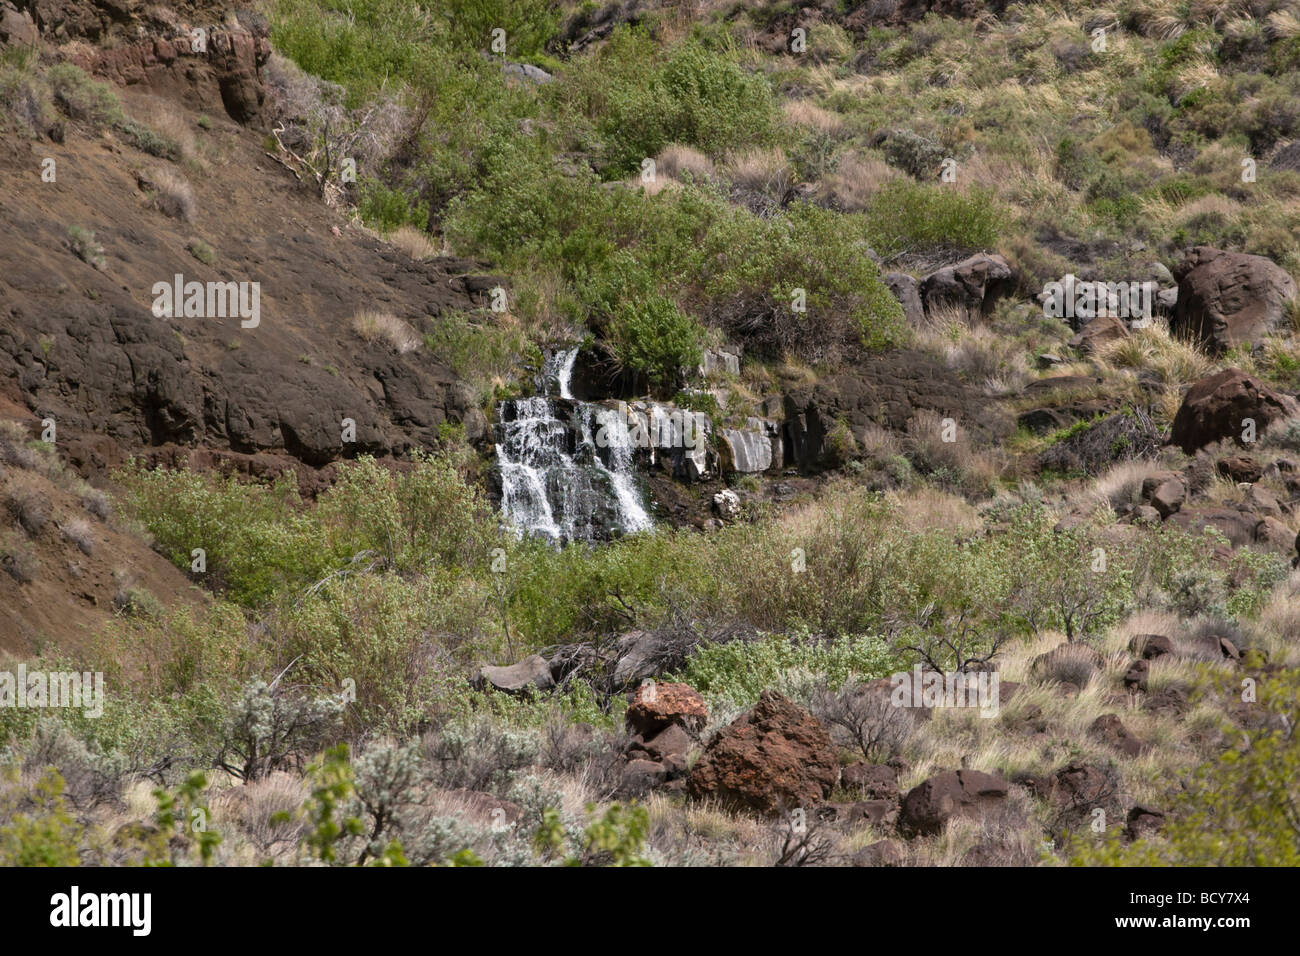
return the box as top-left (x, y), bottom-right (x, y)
top-left (1089, 714), bottom-right (1147, 757)
top-left (1128, 633), bottom-right (1175, 660)
top-left (1069, 314), bottom-right (1129, 353)
top-left (898, 769), bottom-right (1011, 836)
top-left (687, 690), bottom-right (839, 815)
top-left (840, 762), bottom-right (900, 801)
top-left (1140, 472), bottom-right (1186, 518)
top-left (1123, 659), bottom-right (1150, 692)
top-left (1126, 805), bottom-right (1166, 841)
top-left (625, 682), bottom-right (708, 738)
top-left (1170, 368), bottom-right (1299, 453)
top-left (1171, 246), bottom-right (1298, 352)
top-left (1218, 454), bottom-right (1263, 483)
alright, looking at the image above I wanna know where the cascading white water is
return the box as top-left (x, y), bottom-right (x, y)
top-left (494, 349), bottom-right (652, 543)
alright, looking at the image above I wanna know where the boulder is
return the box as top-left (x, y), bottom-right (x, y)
top-left (718, 424), bottom-right (774, 474)
top-left (625, 682), bottom-right (708, 738)
top-left (1128, 634), bottom-right (1174, 660)
top-left (1088, 714), bottom-right (1146, 757)
top-left (0, 2), bottom-right (36, 47)
top-left (699, 347), bottom-right (740, 378)
top-left (816, 800), bottom-right (897, 828)
top-left (839, 762), bottom-right (900, 802)
top-left (687, 690), bottom-right (839, 815)
top-left (621, 759), bottom-right (668, 794)
top-left (473, 655), bottom-right (554, 695)
top-left (898, 769), bottom-right (1012, 836)
top-left (1245, 485), bottom-right (1284, 519)
top-left (1126, 805), bottom-right (1166, 841)
top-left (631, 723), bottom-right (693, 766)
top-left (1140, 472), bottom-right (1185, 518)
top-left (883, 272), bottom-right (925, 326)
top-left (1069, 314), bottom-right (1129, 353)
top-left (1017, 407), bottom-right (1068, 435)
top-left (1130, 504), bottom-right (1161, 524)
top-left (1143, 687), bottom-right (1189, 717)
top-left (1255, 515), bottom-right (1294, 554)
top-left (1170, 246), bottom-right (1298, 352)
top-left (919, 253), bottom-right (1015, 323)
top-left (612, 630), bottom-right (693, 688)
top-left (1166, 506), bottom-right (1259, 548)
top-left (1218, 454), bottom-right (1263, 483)
top-left (1123, 659), bottom-right (1150, 692)
top-left (712, 488), bottom-right (741, 520)
top-left (1169, 368), bottom-right (1299, 454)
top-left (850, 839), bottom-right (905, 867)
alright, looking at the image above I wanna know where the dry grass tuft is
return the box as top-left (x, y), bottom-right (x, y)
top-left (386, 225), bottom-right (437, 261)
top-left (150, 167), bottom-right (196, 222)
top-left (350, 310), bottom-right (421, 353)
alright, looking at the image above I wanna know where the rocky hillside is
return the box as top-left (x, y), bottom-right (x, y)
top-left (1, 0), bottom-right (1299, 871)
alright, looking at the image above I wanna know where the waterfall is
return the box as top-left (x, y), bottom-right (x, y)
top-left (494, 349), bottom-right (652, 543)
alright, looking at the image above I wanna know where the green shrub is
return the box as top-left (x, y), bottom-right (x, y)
top-left (1072, 668), bottom-right (1300, 865)
top-left (116, 118), bottom-right (181, 159)
top-left (0, 769), bottom-right (82, 866)
top-left (861, 180), bottom-right (1005, 256)
top-left (562, 30), bottom-right (777, 175)
top-left (46, 63), bottom-right (122, 129)
top-left (605, 294), bottom-right (704, 391)
top-left (677, 632), bottom-right (901, 710)
top-left (114, 465), bottom-right (326, 605)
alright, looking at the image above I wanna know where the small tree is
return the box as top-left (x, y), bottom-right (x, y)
top-left (216, 679), bottom-right (344, 782)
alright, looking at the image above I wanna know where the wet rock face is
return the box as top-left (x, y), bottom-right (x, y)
top-left (717, 418), bottom-right (781, 474)
top-left (1171, 246), bottom-right (1299, 353)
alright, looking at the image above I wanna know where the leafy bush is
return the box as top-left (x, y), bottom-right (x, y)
top-left (0, 768), bottom-right (82, 866)
top-left (862, 180), bottom-right (1005, 257)
top-left (605, 294), bottom-right (704, 391)
top-left (1073, 668), bottom-right (1300, 865)
top-left (563, 30), bottom-right (778, 175)
top-left (677, 632), bottom-right (900, 710)
top-left (46, 63), bottom-right (122, 129)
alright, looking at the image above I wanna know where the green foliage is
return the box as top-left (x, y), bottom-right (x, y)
top-left (677, 632), bottom-right (900, 710)
top-left (560, 29), bottom-right (777, 175)
top-left (357, 178), bottom-right (425, 231)
top-left (1073, 668), bottom-right (1300, 866)
top-left (46, 63), bottom-right (122, 128)
top-left (116, 450), bottom-right (497, 605)
top-left (269, 0), bottom-right (440, 104)
top-left (605, 294), bottom-right (704, 390)
top-left (116, 119), bottom-right (181, 160)
top-left (442, 0), bottom-right (560, 57)
top-left (0, 768), bottom-right (82, 866)
top-left (115, 465), bottom-right (326, 605)
top-left (861, 180), bottom-right (1005, 257)
top-left (152, 771), bottom-right (221, 865)
top-left (303, 744), bottom-right (364, 863)
top-left (534, 802), bottom-right (652, 866)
